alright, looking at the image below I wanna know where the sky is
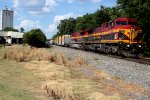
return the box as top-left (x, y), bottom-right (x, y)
top-left (0, 0), bottom-right (117, 38)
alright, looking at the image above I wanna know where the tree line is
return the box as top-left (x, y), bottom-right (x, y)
top-left (53, 0), bottom-right (150, 54)
top-left (52, 6), bottom-right (121, 39)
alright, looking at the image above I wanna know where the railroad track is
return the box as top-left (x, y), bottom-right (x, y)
top-left (124, 57), bottom-right (150, 65)
top-left (104, 54), bottom-right (150, 65)
top-left (58, 45), bottom-right (150, 65)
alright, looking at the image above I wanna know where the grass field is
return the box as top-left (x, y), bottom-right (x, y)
top-left (0, 59), bottom-right (38, 100)
top-left (0, 45), bottom-right (123, 100)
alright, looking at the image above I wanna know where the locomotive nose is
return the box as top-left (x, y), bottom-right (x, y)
top-left (131, 25), bottom-right (142, 32)
top-left (130, 26), bottom-right (136, 31)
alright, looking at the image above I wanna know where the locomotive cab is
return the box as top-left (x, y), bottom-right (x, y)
top-left (114, 18), bottom-right (143, 43)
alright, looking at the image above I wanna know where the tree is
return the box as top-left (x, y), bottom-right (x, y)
top-left (74, 13), bottom-right (95, 31)
top-left (23, 29), bottom-right (46, 47)
top-left (53, 6), bottom-right (121, 39)
top-left (57, 18), bottom-right (76, 36)
top-left (20, 27), bottom-right (25, 32)
top-left (74, 16), bottom-right (86, 31)
top-left (3, 27), bottom-right (19, 32)
top-left (107, 7), bottom-right (122, 19)
top-left (92, 6), bottom-right (111, 27)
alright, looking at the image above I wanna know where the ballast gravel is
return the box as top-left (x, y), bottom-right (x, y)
top-left (50, 46), bottom-right (150, 100)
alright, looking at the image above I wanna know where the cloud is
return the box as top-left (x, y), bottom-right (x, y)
top-left (91, 0), bottom-right (102, 3)
top-left (65, 0), bottom-right (102, 3)
top-left (66, 0), bottom-right (74, 3)
top-left (54, 13), bottom-right (80, 24)
top-left (14, 10), bottom-right (26, 21)
top-left (13, 0), bottom-right (102, 15)
top-left (46, 26), bottom-right (56, 35)
top-left (16, 20), bottom-right (42, 31)
top-left (42, 0), bottom-right (57, 13)
top-left (15, 13), bottom-right (81, 38)
top-left (13, 0), bottom-right (57, 14)
top-left (46, 13), bottom-right (82, 38)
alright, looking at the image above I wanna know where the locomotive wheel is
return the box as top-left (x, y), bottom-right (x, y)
top-left (105, 47), bottom-right (109, 54)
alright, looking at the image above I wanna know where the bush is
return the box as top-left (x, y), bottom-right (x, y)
top-left (4, 45), bottom-right (87, 67)
top-left (4, 45), bottom-right (52, 62)
top-left (23, 29), bottom-right (46, 47)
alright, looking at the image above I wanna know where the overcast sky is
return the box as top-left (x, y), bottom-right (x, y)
top-left (0, 0), bottom-right (116, 38)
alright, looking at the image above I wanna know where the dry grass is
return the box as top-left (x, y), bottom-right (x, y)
top-left (3, 46), bottom-right (122, 100)
top-left (0, 47), bottom-right (5, 59)
top-left (42, 80), bottom-right (74, 100)
top-left (4, 45), bottom-right (52, 62)
top-left (4, 45), bottom-right (86, 68)
top-left (23, 61), bottom-right (122, 100)
top-left (65, 57), bottom-right (86, 67)
top-left (24, 61), bottom-right (75, 100)
top-left (88, 92), bottom-right (121, 100)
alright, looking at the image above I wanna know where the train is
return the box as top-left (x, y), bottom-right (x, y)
top-left (54, 35), bottom-right (71, 46)
top-left (54, 17), bottom-right (144, 57)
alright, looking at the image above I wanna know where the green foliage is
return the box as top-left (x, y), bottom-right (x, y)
top-left (54, 6), bottom-right (120, 38)
top-left (74, 13), bottom-right (95, 31)
top-left (23, 29), bottom-right (46, 47)
top-left (3, 27), bottom-right (19, 32)
top-left (92, 6), bottom-right (111, 27)
top-left (20, 27), bottom-right (25, 32)
top-left (108, 7), bottom-right (122, 19)
top-left (117, 0), bottom-right (150, 53)
top-left (57, 18), bottom-right (76, 35)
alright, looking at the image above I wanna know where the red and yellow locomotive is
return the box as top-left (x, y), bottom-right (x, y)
top-left (71, 17), bottom-right (143, 56)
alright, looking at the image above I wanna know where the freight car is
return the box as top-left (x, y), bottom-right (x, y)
top-left (55, 17), bottom-right (144, 57)
top-left (54, 35), bottom-right (71, 47)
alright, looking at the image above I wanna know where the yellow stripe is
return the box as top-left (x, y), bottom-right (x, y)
top-left (86, 40), bottom-right (141, 44)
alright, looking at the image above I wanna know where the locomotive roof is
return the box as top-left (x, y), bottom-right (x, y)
top-left (71, 17), bottom-right (138, 35)
top-left (114, 17), bottom-right (138, 22)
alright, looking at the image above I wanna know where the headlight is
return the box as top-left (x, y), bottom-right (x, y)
top-left (138, 30), bottom-right (143, 33)
top-left (138, 45), bottom-right (142, 48)
top-left (127, 44), bottom-right (130, 47)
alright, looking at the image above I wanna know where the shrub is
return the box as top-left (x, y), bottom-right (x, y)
top-left (4, 45), bottom-right (52, 62)
top-left (23, 29), bottom-right (46, 48)
top-left (42, 80), bottom-right (75, 100)
top-left (4, 45), bottom-right (87, 67)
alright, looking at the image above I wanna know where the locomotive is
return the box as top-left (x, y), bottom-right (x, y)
top-left (55, 17), bottom-right (144, 57)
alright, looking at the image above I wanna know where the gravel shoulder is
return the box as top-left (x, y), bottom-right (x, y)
top-left (50, 46), bottom-right (150, 100)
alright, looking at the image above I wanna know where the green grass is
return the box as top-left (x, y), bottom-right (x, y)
top-left (0, 59), bottom-right (38, 100)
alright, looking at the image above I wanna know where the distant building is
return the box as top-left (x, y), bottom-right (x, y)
top-left (0, 8), bottom-right (14, 30)
top-left (0, 31), bottom-right (24, 44)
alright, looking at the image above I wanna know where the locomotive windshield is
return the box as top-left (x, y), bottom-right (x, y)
top-left (128, 21), bottom-right (137, 26)
top-left (116, 21), bottom-right (127, 25)
top-left (116, 21), bottom-right (137, 26)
